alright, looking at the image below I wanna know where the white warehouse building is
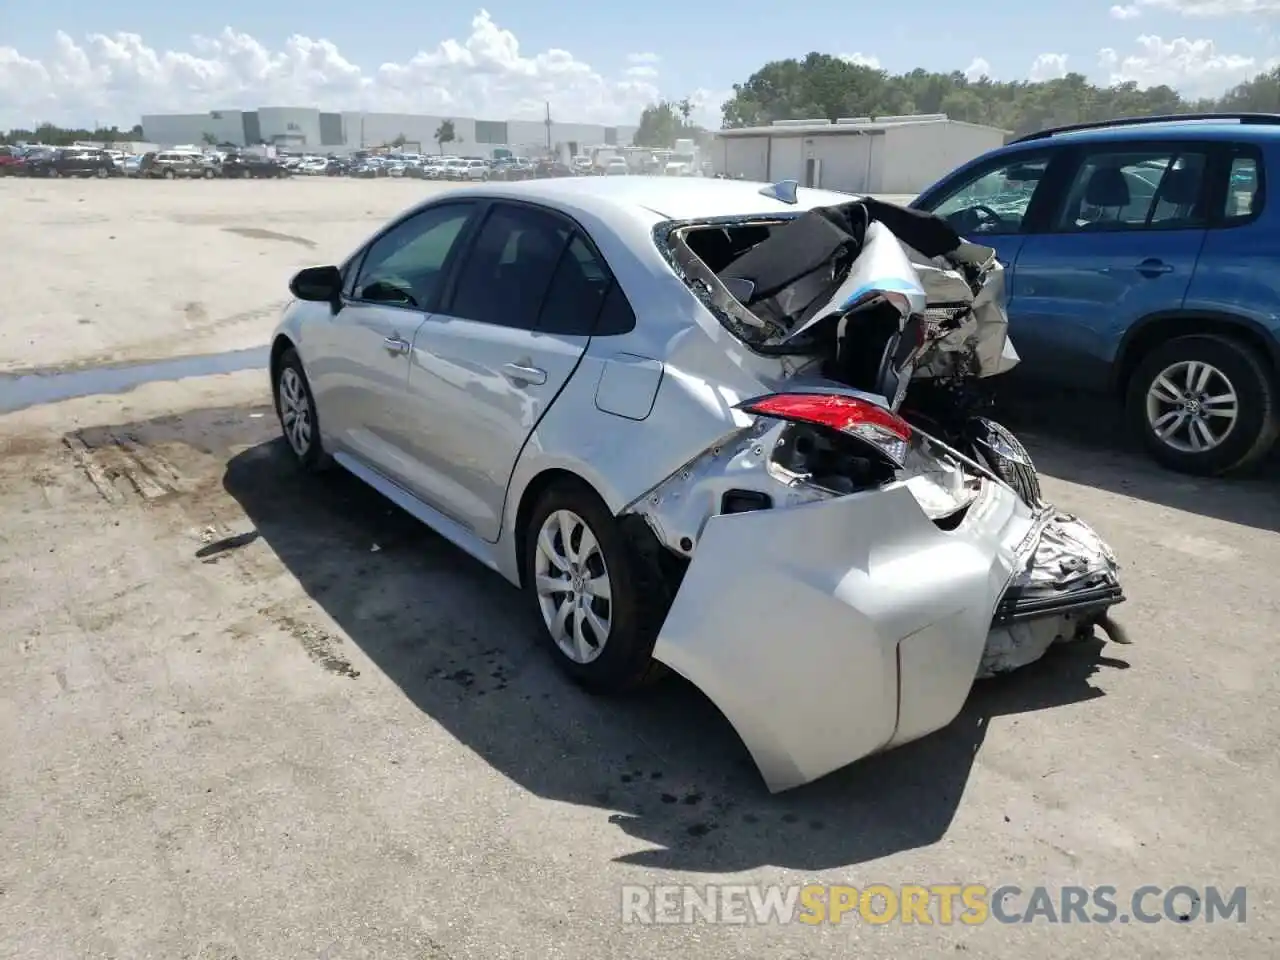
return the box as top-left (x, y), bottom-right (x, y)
top-left (711, 115), bottom-right (1008, 195)
top-left (140, 106), bottom-right (638, 157)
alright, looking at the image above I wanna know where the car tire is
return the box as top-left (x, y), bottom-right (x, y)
top-left (204, 168), bottom-right (214, 179)
top-left (1126, 333), bottom-right (1277, 476)
top-left (273, 347), bottom-right (332, 473)
top-left (163, 169), bottom-right (175, 180)
top-left (523, 478), bottom-right (670, 694)
top-left (973, 418), bottom-right (1043, 506)
top-left (95, 167), bottom-right (108, 179)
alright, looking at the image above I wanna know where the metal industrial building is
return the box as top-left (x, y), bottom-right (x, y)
top-left (140, 107), bottom-right (638, 157)
top-left (710, 115), bottom-right (1007, 195)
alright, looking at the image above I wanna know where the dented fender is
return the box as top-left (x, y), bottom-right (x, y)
top-left (650, 478), bottom-right (1036, 793)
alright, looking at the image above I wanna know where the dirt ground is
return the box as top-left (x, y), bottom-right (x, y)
top-left (1, 176), bottom-right (1278, 959)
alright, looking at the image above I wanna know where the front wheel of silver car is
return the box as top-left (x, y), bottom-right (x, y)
top-left (1127, 334), bottom-right (1277, 476)
top-left (273, 348), bottom-right (331, 472)
top-left (523, 480), bottom-right (669, 693)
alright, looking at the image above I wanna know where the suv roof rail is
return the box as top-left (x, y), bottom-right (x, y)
top-left (1010, 112), bottom-right (1280, 144)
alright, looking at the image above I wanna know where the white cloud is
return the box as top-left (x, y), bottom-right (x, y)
top-left (964, 57), bottom-right (992, 80)
top-left (1111, 4), bottom-right (1143, 18)
top-left (838, 52), bottom-right (881, 68)
top-left (1098, 34), bottom-right (1258, 94)
top-left (1029, 53), bottom-right (1070, 81)
top-left (0, 10), bottom-right (672, 129)
top-left (1130, 0), bottom-right (1280, 14)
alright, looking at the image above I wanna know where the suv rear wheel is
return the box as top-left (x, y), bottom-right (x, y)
top-left (1126, 333), bottom-right (1277, 475)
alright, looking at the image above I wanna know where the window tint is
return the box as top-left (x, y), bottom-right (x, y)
top-left (536, 234), bottom-right (613, 335)
top-left (448, 204), bottom-right (570, 329)
top-left (353, 203), bottom-right (474, 309)
top-left (1224, 154), bottom-right (1260, 220)
top-left (1054, 149), bottom-right (1207, 231)
top-left (928, 155), bottom-right (1050, 235)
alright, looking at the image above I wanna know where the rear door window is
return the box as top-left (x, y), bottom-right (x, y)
top-left (1052, 148), bottom-right (1209, 231)
top-left (445, 204), bottom-right (570, 329)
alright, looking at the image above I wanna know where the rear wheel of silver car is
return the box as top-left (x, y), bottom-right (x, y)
top-left (1126, 334), bottom-right (1277, 476)
top-left (163, 169), bottom-right (175, 180)
top-left (524, 480), bottom-right (668, 694)
top-left (273, 348), bottom-right (331, 472)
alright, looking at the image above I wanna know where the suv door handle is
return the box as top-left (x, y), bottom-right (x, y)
top-left (383, 334), bottom-right (411, 355)
top-left (1136, 258), bottom-right (1174, 276)
top-left (502, 362), bottom-right (547, 385)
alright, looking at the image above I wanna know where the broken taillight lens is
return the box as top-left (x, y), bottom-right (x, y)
top-left (738, 392), bottom-right (912, 467)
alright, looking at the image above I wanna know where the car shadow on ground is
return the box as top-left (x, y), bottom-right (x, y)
top-left (188, 413), bottom-right (1124, 872)
top-left (993, 382), bottom-right (1280, 534)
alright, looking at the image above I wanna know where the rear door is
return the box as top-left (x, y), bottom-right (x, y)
top-left (306, 201), bottom-right (480, 487)
top-left (401, 201), bottom-right (610, 541)
top-left (1006, 141), bottom-right (1211, 388)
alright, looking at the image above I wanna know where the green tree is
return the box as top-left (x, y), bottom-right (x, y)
top-left (635, 99), bottom-right (704, 147)
top-left (434, 120), bottom-right (456, 154)
top-left (709, 52), bottom-right (1272, 136)
top-left (391, 133), bottom-right (407, 148)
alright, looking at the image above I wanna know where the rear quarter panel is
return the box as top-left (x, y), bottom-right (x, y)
top-left (1180, 139), bottom-right (1280, 367)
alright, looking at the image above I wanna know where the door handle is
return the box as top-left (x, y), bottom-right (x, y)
top-left (1136, 259), bottom-right (1174, 276)
top-left (383, 335), bottom-right (411, 355)
top-left (501, 362), bottom-right (547, 386)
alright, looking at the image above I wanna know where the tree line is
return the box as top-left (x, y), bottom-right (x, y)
top-left (633, 53), bottom-right (1280, 146)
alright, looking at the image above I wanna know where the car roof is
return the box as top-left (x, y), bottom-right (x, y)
top-left (441, 175), bottom-right (858, 221)
top-left (1012, 119), bottom-right (1280, 149)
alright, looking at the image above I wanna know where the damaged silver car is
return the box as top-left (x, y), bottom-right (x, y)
top-left (270, 175), bottom-right (1125, 793)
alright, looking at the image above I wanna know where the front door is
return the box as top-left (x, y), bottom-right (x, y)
top-left (306, 201), bottom-right (479, 487)
top-left (1007, 143), bottom-right (1210, 389)
top-left (402, 202), bottom-right (610, 540)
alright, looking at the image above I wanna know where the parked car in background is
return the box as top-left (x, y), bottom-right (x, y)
top-left (298, 156), bottom-right (329, 176)
top-left (442, 158), bottom-right (470, 180)
top-left (912, 112), bottom-right (1280, 476)
top-left (220, 153), bottom-right (289, 178)
top-left (0, 145), bottom-right (24, 176)
top-left (326, 157), bottom-right (348, 176)
top-left (143, 151), bottom-right (217, 179)
top-left (604, 157), bottom-right (629, 176)
top-left (23, 147), bottom-right (117, 178)
top-left (534, 159), bottom-right (574, 178)
top-left (119, 155), bottom-right (143, 177)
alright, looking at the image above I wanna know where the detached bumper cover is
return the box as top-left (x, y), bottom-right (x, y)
top-left (651, 478), bottom-right (1039, 794)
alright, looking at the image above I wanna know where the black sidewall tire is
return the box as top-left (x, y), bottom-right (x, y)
top-left (273, 348), bottom-right (332, 473)
top-left (1126, 334), bottom-right (1277, 476)
top-left (523, 479), bottom-right (667, 694)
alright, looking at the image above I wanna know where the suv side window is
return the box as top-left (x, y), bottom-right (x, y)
top-left (446, 203), bottom-right (571, 329)
top-left (1053, 148), bottom-right (1208, 231)
top-left (1223, 150), bottom-right (1262, 221)
top-left (352, 203), bottom-right (475, 310)
top-left (926, 154), bottom-right (1051, 236)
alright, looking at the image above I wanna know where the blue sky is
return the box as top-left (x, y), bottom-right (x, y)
top-left (0, 1), bottom-right (1274, 128)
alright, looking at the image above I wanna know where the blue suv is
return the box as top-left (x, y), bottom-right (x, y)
top-left (911, 113), bottom-right (1277, 476)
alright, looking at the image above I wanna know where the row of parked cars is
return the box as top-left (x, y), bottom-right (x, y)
top-left (0, 145), bottom-right (296, 179)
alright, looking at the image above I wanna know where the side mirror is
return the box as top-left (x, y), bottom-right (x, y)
top-left (290, 265), bottom-right (342, 302)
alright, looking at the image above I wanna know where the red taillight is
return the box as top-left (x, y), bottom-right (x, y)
top-left (738, 392), bottom-right (912, 466)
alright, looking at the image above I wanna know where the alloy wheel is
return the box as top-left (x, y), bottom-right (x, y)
top-left (277, 367), bottom-right (313, 456)
top-left (1145, 359), bottom-right (1239, 454)
top-left (534, 509), bottom-right (613, 664)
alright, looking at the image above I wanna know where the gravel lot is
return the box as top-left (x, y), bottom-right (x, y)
top-left (1, 175), bottom-right (1277, 959)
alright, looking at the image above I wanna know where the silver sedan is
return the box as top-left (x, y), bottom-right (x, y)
top-left (269, 176), bottom-right (1122, 793)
